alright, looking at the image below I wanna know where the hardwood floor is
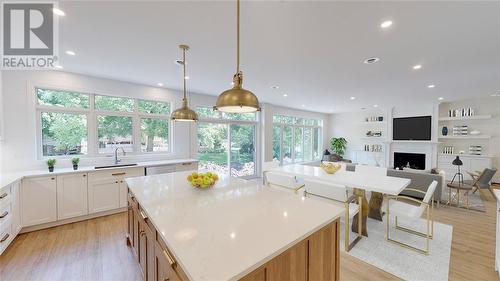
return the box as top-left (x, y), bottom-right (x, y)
top-left (1, 187), bottom-right (499, 281)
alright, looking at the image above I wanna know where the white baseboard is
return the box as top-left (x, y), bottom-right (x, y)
top-left (19, 207), bottom-right (127, 234)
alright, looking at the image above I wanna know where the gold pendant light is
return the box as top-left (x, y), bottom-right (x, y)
top-left (214, 0), bottom-right (260, 113)
top-left (171, 44), bottom-right (198, 122)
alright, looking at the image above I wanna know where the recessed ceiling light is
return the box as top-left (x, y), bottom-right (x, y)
top-left (65, 50), bottom-right (76, 56)
top-left (373, 104), bottom-right (379, 108)
top-left (54, 65), bottom-right (63, 69)
top-left (438, 97), bottom-right (444, 101)
top-left (364, 57), bottom-right (380, 64)
top-left (301, 104), bottom-right (305, 107)
top-left (184, 76), bottom-right (189, 80)
top-left (157, 83), bottom-right (163, 87)
top-left (271, 85), bottom-right (279, 90)
top-left (350, 96), bottom-right (356, 100)
top-left (53, 8), bottom-right (65, 16)
top-left (380, 20), bottom-right (393, 28)
top-left (412, 64), bottom-right (422, 70)
top-left (283, 94), bottom-right (288, 97)
top-left (428, 84), bottom-right (435, 88)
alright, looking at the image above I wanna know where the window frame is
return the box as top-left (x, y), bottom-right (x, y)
top-left (34, 86), bottom-right (172, 159)
top-left (195, 106), bottom-right (260, 179)
top-left (272, 114), bottom-right (323, 165)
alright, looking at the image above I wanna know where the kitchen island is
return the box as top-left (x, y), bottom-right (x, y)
top-left (125, 171), bottom-right (344, 281)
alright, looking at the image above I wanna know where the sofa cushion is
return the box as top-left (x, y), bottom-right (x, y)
top-left (387, 169), bottom-right (443, 200)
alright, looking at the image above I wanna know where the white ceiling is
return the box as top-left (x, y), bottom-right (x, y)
top-left (56, 1), bottom-right (500, 113)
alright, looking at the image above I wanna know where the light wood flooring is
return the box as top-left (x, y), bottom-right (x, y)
top-left (1, 188), bottom-right (499, 281)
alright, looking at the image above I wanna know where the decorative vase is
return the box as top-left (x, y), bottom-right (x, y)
top-left (48, 166), bottom-right (54, 172)
top-left (442, 126), bottom-right (448, 136)
top-left (73, 164), bottom-right (78, 170)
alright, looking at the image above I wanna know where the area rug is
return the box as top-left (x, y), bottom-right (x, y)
top-left (440, 188), bottom-right (486, 212)
top-left (340, 215), bottom-right (453, 281)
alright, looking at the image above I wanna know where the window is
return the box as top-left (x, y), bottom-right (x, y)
top-left (196, 106), bottom-right (258, 178)
top-left (97, 115), bottom-right (133, 153)
top-left (272, 115), bottom-right (323, 165)
top-left (95, 95), bottom-right (134, 112)
top-left (36, 87), bottom-right (171, 158)
top-left (41, 112), bottom-right (87, 156)
top-left (141, 118), bottom-right (169, 152)
top-left (37, 88), bottom-right (89, 108)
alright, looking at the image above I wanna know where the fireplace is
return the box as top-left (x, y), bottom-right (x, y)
top-left (394, 152), bottom-right (426, 170)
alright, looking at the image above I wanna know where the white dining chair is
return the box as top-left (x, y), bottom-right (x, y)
top-left (304, 178), bottom-right (362, 252)
top-left (265, 171), bottom-right (304, 194)
top-left (385, 180), bottom-right (438, 255)
top-left (262, 160), bottom-right (280, 184)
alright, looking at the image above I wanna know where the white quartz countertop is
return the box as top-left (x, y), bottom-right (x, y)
top-left (126, 171), bottom-right (345, 281)
top-left (271, 164), bottom-right (411, 195)
top-left (494, 190), bottom-right (500, 202)
top-left (0, 158), bottom-right (198, 188)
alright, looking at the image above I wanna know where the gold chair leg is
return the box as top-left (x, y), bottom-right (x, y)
top-left (387, 204), bottom-right (431, 255)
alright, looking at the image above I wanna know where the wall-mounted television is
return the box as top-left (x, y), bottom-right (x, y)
top-left (393, 116), bottom-right (432, 141)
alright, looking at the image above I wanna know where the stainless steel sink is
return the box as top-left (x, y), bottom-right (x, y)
top-left (94, 163), bottom-right (138, 169)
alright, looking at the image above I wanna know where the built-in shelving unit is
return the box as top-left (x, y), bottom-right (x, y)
top-left (438, 115), bottom-right (492, 121)
top-left (438, 135), bottom-right (491, 139)
top-left (359, 121), bottom-right (387, 125)
top-left (438, 153), bottom-right (493, 158)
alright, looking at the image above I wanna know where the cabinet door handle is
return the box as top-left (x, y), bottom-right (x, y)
top-left (139, 230), bottom-right (146, 237)
top-left (83, 174), bottom-right (86, 177)
top-left (115, 181), bottom-right (119, 184)
top-left (140, 210), bottom-right (148, 220)
top-left (112, 172), bottom-right (126, 176)
top-left (163, 249), bottom-right (176, 267)
top-left (0, 233), bottom-right (9, 243)
top-left (182, 163), bottom-right (191, 166)
top-left (51, 177), bottom-right (55, 180)
top-left (0, 193), bottom-right (7, 199)
top-left (0, 211), bottom-right (8, 219)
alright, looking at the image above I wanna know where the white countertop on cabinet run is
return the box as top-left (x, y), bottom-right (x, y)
top-left (0, 158), bottom-right (198, 188)
top-left (126, 171), bottom-right (345, 281)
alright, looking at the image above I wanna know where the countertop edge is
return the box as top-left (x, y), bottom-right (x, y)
top-left (0, 158), bottom-right (198, 188)
top-left (126, 180), bottom-right (345, 281)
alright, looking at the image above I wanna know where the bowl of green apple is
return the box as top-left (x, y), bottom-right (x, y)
top-left (187, 172), bottom-right (219, 189)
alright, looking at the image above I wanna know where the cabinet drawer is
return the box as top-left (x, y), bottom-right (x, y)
top-left (137, 204), bottom-right (155, 234)
top-left (128, 191), bottom-right (138, 211)
top-left (0, 185), bottom-right (12, 210)
top-left (0, 224), bottom-right (12, 254)
top-left (175, 162), bottom-right (197, 172)
top-left (0, 203), bottom-right (12, 232)
top-left (89, 167), bottom-right (144, 181)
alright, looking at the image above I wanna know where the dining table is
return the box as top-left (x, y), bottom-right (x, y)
top-left (269, 164), bottom-right (411, 236)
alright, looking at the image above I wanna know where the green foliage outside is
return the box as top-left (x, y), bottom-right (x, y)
top-left (38, 88), bottom-right (170, 156)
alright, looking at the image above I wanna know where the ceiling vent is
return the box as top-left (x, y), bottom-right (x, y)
top-left (363, 57), bottom-right (380, 64)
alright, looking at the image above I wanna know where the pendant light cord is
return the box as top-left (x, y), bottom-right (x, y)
top-left (183, 48), bottom-right (187, 101)
top-left (237, 0), bottom-right (240, 73)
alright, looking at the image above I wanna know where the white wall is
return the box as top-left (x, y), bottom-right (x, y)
top-left (439, 97), bottom-right (500, 182)
top-left (0, 70), bottom-right (193, 172)
top-left (262, 104), bottom-right (330, 162)
top-left (0, 70), bottom-right (329, 176)
top-left (328, 105), bottom-right (439, 169)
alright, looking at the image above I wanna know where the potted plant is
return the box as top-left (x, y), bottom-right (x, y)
top-left (47, 158), bottom-right (56, 172)
top-left (330, 137), bottom-right (348, 157)
top-left (72, 157), bottom-right (80, 170)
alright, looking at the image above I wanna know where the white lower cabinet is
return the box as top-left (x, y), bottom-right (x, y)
top-left (21, 176), bottom-right (57, 227)
top-left (88, 178), bottom-right (121, 214)
top-left (57, 173), bottom-right (88, 220)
